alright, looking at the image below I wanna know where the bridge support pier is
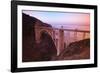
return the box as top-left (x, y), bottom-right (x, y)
top-left (59, 29), bottom-right (64, 54)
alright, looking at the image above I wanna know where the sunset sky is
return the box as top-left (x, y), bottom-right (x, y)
top-left (23, 10), bottom-right (90, 30)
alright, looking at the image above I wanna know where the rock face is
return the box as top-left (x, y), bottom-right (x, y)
top-left (22, 13), bottom-right (57, 62)
top-left (53, 39), bottom-right (90, 60)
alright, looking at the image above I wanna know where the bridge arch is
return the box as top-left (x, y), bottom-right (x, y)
top-left (35, 26), bottom-right (54, 43)
top-left (40, 29), bottom-right (53, 39)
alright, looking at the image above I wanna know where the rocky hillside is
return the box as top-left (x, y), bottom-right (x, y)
top-left (22, 13), bottom-right (57, 62)
top-left (53, 39), bottom-right (90, 60)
